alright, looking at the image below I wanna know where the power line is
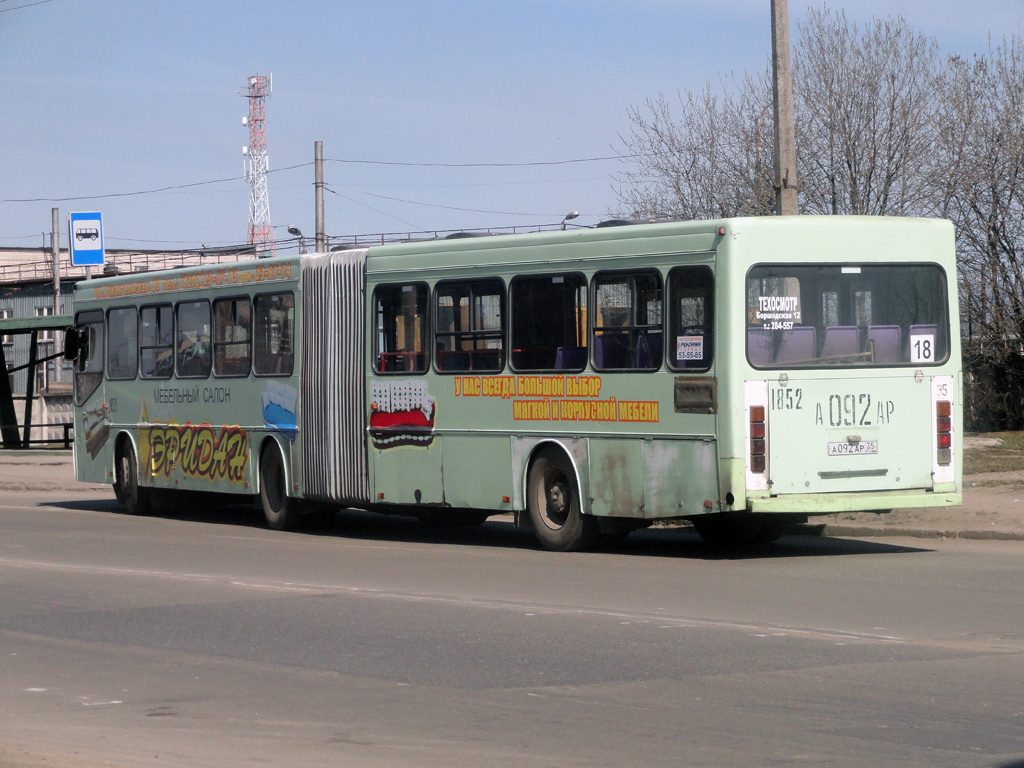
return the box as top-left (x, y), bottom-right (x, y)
top-left (0, 163), bottom-right (312, 204)
top-left (340, 176), bottom-right (608, 190)
top-left (327, 154), bottom-right (636, 168)
top-left (1, 152), bottom-right (636, 207)
top-left (322, 186), bottom-right (423, 230)
top-left (0, 0), bottom-right (56, 13)
top-left (333, 187), bottom-right (552, 218)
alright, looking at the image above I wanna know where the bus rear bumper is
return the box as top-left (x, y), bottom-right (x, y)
top-left (745, 488), bottom-right (962, 515)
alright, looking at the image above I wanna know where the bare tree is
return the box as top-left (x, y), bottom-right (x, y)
top-left (934, 40), bottom-right (1024, 428)
top-left (615, 72), bottom-right (775, 221)
top-left (793, 7), bottom-right (940, 215)
top-left (614, 5), bottom-right (1024, 428)
top-left (616, 6), bottom-right (939, 220)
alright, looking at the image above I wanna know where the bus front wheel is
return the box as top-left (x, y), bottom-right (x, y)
top-left (526, 447), bottom-right (597, 552)
top-left (259, 445), bottom-right (299, 531)
top-left (115, 442), bottom-right (151, 516)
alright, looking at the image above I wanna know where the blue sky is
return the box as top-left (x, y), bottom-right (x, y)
top-left (1, 0), bottom-right (1020, 252)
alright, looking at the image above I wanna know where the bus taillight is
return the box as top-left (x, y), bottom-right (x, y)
top-left (750, 405), bottom-right (766, 472)
top-left (936, 400), bottom-right (952, 465)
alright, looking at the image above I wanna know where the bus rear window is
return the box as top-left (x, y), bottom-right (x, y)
top-left (746, 264), bottom-right (949, 368)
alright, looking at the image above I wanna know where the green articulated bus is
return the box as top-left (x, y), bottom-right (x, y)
top-left (68, 216), bottom-right (962, 551)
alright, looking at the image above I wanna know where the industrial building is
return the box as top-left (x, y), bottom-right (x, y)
top-left (0, 245), bottom-right (255, 447)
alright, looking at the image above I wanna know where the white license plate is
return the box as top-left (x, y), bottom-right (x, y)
top-left (827, 440), bottom-right (878, 456)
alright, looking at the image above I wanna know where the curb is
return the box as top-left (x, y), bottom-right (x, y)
top-left (810, 523), bottom-right (1024, 542)
top-left (0, 482), bottom-right (110, 493)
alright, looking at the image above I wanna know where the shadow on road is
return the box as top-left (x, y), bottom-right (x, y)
top-left (45, 494), bottom-right (933, 560)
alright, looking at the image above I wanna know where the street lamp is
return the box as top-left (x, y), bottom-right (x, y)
top-left (561, 210), bottom-right (580, 230)
top-left (287, 225), bottom-right (306, 254)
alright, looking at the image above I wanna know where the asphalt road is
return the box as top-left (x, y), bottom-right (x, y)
top-left (1, 490), bottom-right (1023, 768)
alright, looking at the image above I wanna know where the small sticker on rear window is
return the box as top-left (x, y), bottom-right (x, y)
top-left (677, 335), bottom-right (703, 361)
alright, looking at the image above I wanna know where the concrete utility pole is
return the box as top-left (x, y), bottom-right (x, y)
top-left (51, 208), bottom-right (60, 314)
top-left (771, 0), bottom-right (799, 215)
top-left (315, 141), bottom-right (325, 253)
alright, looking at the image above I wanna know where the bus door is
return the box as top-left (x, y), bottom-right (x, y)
top-left (368, 376), bottom-right (444, 504)
top-left (368, 282), bottom-right (444, 505)
top-left (589, 264), bottom-right (721, 519)
top-left (71, 309), bottom-right (110, 483)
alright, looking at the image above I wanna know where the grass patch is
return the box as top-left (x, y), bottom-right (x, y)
top-left (964, 432), bottom-right (1024, 475)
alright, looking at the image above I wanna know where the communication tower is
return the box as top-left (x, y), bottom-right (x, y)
top-left (241, 73), bottom-right (274, 256)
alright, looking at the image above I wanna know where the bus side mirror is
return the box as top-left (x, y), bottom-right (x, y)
top-left (63, 327), bottom-right (84, 361)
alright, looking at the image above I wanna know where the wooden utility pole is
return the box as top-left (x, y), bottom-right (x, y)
top-left (315, 141), bottom-right (325, 252)
top-left (771, 0), bottom-right (799, 215)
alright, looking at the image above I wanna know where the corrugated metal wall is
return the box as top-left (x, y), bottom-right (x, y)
top-left (299, 249), bottom-right (371, 505)
top-left (1, 282), bottom-right (73, 394)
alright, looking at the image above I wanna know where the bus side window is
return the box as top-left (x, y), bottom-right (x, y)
top-left (73, 310), bottom-right (104, 406)
top-left (106, 307), bottom-right (138, 380)
top-left (667, 265), bottom-right (714, 372)
top-left (373, 283), bottom-right (428, 375)
top-left (510, 273), bottom-right (587, 371)
top-left (176, 300), bottom-right (212, 379)
top-left (140, 304), bottom-right (173, 379)
top-left (593, 270), bottom-right (663, 371)
top-left (434, 278), bottom-right (505, 373)
top-left (254, 292), bottom-right (295, 376)
top-left (214, 297), bottom-right (252, 377)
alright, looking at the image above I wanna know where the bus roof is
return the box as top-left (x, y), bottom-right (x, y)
top-left (362, 215), bottom-right (954, 274)
top-left (70, 216), bottom-right (955, 299)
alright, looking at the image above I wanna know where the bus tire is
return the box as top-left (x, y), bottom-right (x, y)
top-left (752, 522), bottom-right (788, 544)
top-left (526, 447), bottom-right (597, 552)
top-left (115, 441), bottom-right (151, 516)
top-left (259, 444), bottom-right (299, 531)
top-left (692, 513), bottom-right (761, 548)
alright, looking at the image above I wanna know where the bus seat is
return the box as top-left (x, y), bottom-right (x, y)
top-left (776, 326), bottom-right (816, 363)
top-left (593, 333), bottom-right (629, 369)
top-left (821, 326), bottom-right (860, 359)
top-left (555, 346), bottom-right (586, 370)
top-left (909, 324), bottom-right (938, 343)
top-left (867, 325), bottom-right (901, 363)
top-left (438, 350), bottom-right (471, 371)
top-left (747, 328), bottom-right (773, 365)
top-left (471, 349), bottom-right (502, 371)
top-left (380, 351), bottom-right (424, 372)
top-left (634, 332), bottom-right (663, 368)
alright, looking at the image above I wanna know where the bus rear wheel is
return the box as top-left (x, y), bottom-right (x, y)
top-left (115, 442), bottom-right (151, 516)
top-left (526, 447), bottom-right (597, 552)
top-left (692, 513), bottom-right (763, 548)
top-left (259, 445), bottom-right (300, 531)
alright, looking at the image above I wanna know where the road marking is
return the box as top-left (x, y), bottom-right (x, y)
top-left (0, 555), bottom-right (910, 647)
top-left (78, 696), bottom-right (124, 707)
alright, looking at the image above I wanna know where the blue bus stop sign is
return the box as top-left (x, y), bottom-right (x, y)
top-left (69, 211), bottom-right (105, 267)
